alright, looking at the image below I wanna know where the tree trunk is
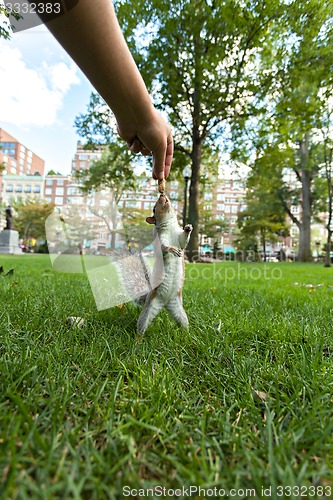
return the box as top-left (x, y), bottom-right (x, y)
top-left (261, 231), bottom-right (266, 262)
top-left (187, 74), bottom-right (202, 262)
top-left (298, 135), bottom-right (313, 262)
top-left (324, 146), bottom-right (333, 268)
top-left (187, 139), bottom-right (202, 262)
top-left (324, 232), bottom-right (332, 267)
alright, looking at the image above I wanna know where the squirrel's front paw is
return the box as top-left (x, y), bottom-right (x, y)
top-left (169, 246), bottom-right (183, 257)
top-left (184, 224), bottom-right (193, 233)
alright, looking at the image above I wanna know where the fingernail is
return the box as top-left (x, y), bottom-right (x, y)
top-left (155, 170), bottom-right (164, 180)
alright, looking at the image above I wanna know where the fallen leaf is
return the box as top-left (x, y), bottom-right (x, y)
top-left (252, 388), bottom-right (269, 403)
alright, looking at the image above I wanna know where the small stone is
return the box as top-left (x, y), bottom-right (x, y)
top-left (66, 316), bottom-right (85, 328)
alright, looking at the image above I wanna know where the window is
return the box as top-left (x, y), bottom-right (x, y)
top-left (291, 205), bottom-right (299, 214)
top-left (217, 193), bottom-right (224, 201)
top-left (34, 186), bottom-right (41, 193)
top-left (217, 204), bottom-right (224, 211)
top-left (232, 206), bottom-right (238, 213)
top-left (55, 197), bottom-right (63, 205)
top-left (57, 179), bottom-right (64, 186)
top-left (46, 179), bottom-right (53, 186)
top-left (0, 142), bottom-right (15, 157)
top-left (25, 185), bottom-right (32, 193)
top-left (56, 188), bottom-right (64, 196)
top-left (45, 188), bottom-right (52, 195)
top-left (125, 201), bottom-right (140, 208)
top-left (204, 192), bottom-right (213, 200)
top-left (15, 185), bottom-right (22, 192)
top-left (225, 205), bottom-right (231, 213)
top-left (45, 197), bottom-right (52, 203)
top-left (6, 185), bottom-right (13, 192)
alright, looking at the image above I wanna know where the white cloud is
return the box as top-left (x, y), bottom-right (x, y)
top-left (0, 42), bottom-right (80, 126)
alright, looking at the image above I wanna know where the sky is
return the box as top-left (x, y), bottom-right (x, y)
top-left (0, 23), bottom-right (95, 175)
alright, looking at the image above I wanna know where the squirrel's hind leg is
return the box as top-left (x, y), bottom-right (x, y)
top-left (137, 295), bottom-right (163, 334)
top-left (165, 295), bottom-right (189, 330)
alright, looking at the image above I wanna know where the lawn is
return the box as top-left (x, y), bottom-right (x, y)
top-left (0, 255), bottom-right (332, 499)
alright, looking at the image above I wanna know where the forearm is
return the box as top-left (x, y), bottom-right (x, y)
top-left (32, 0), bottom-right (155, 127)
top-left (30, 0), bottom-right (173, 178)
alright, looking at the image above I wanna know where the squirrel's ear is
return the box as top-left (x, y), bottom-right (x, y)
top-left (146, 216), bottom-right (156, 225)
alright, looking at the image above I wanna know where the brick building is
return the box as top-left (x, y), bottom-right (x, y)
top-left (44, 174), bottom-right (71, 208)
top-left (0, 128), bottom-right (45, 177)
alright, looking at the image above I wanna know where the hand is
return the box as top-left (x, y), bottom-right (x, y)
top-left (117, 109), bottom-right (173, 180)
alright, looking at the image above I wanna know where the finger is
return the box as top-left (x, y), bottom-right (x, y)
top-left (152, 135), bottom-right (173, 180)
top-left (164, 135), bottom-right (174, 179)
top-left (152, 139), bottom-right (168, 179)
top-left (128, 138), bottom-right (142, 154)
top-left (141, 147), bottom-right (152, 157)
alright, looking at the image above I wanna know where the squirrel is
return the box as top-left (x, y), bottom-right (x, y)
top-left (118, 193), bottom-right (192, 334)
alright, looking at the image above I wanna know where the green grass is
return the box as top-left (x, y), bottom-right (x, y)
top-left (0, 255), bottom-right (333, 499)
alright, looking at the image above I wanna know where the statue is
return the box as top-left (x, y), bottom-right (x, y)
top-left (4, 206), bottom-right (13, 230)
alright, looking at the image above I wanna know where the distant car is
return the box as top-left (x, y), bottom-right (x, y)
top-left (265, 256), bottom-right (279, 262)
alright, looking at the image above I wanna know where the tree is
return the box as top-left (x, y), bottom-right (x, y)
top-left (199, 203), bottom-right (226, 258)
top-left (120, 206), bottom-right (156, 251)
top-left (75, 142), bottom-right (138, 250)
top-left (12, 199), bottom-right (54, 243)
top-left (317, 104), bottom-right (333, 267)
top-left (75, 0), bottom-right (301, 261)
top-left (237, 171), bottom-right (289, 261)
top-left (231, 0), bottom-right (333, 261)
top-left (0, 5), bottom-right (21, 39)
top-left (46, 169), bottom-right (62, 175)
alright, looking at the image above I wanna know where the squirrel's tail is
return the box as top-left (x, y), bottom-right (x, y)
top-left (116, 252), bottom-right (152, 305)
